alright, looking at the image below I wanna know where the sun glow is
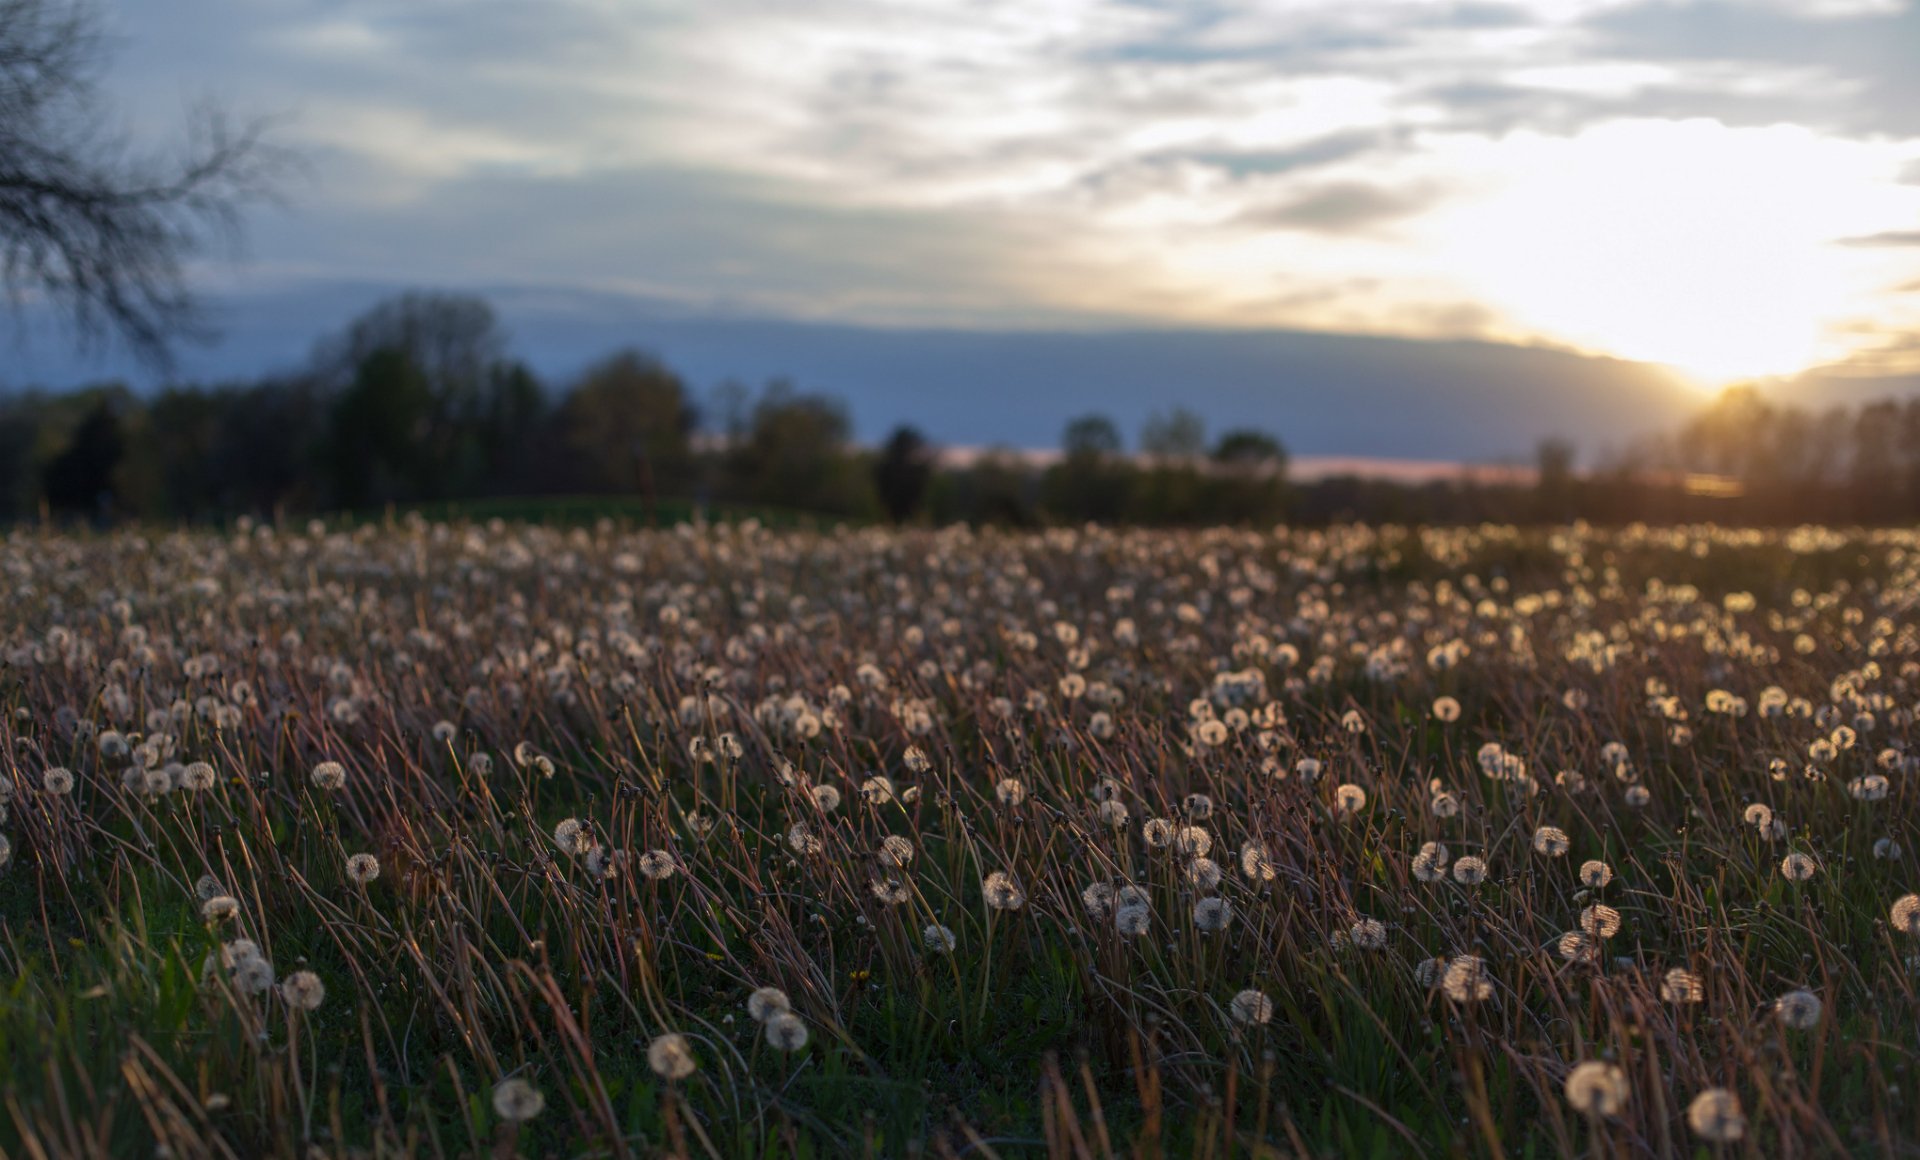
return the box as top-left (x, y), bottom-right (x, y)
top-left (1425, 121), bottom-right (1920, 386)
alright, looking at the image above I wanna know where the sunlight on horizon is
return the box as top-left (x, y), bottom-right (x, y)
top-left (1422, 121), bottom-right (1920, 385)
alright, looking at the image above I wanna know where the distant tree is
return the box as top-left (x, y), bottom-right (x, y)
top-left (41, 396), bottom-right (120, 517)
top-left (210, 376), bottom-right (326, 515)
top-left (1535, 437), bottom-right (1576, 521)
top-left (1202, 426), bottom-right (1289, 525)
top-left (1061, 413), bottom-right (1122, 459)
top-left (314, 293), bottom-right (523, 502)
top-left (475, 360), bottom-right (548, 496)
top-left (1212, 428), bottom-right (1285, 468)
top-left (0, 391), bottom-right (43, 520)
top-left (708, 379), bottom-right (751, 446)
top-left (1140, 407), bottom-right (1206, 461)
top-left (326, 347), bottom-right (433, 508)
top-left (559, 350), bottom-right (694, 503)
top-left (0, 0), bottom-right (291, 367)
top-left (873, 425), bottom-right (934, 523)
top-left (313, 292), bottom-right (506, 396)
top-left (1045, 412), bottom-right (1132, 523)
top-left (724, 381), bottom-right (874, 517)
top-left (124, 385), bottom-right (224, 518)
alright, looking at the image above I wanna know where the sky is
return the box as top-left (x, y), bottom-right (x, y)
top-left (23, 0), bottom-right (1920, 431)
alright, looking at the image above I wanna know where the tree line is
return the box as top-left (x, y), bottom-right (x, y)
top-left (3, 290), bottom-right (1917, 529)
top-left (0, 291), bottom-right (1296, 527)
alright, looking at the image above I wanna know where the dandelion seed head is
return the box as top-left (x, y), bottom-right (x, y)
top-left (1580, 905), bottom-right (1622, 938)
top-left (1564, 1061), bottom-right (1628, 1117)
top-left (1229, 988), bottom-right (1273, 1025)
top-left (345, 853), bottom-right (380, 885)
top-left (1192, 896), bottom-right (1232, 932)
top-left (1780, 852), bottom-right (1817, 882)
top-left (1662, 968), bottom-right (1704, 1003)
top-left (1350, 918), bottom-right (1387, 950)
top-left (1442, 955), bottom-right (1493, 1002)
top-left (747, 987), bottom-right (790, 1022)
top-left (1686, 1088), bottom-right (1745, 1142)
top-left (983, 871), bottom-right (1025, 911)
top-left (1892, 894), bottom-right (1920, 936)
top-left (1452, 856), bottom-right (1488, 886)
top-left (1775, 989), bottom-right (1822, 1029)
top-left (646, 1033), bottom-right (698, 1080)
top-left (280, 970), bottom-right (326, 1012)
top-left (492, 1077), bottom-right (546, 1122)
top-left (765, 1011), bottom-right (810, 1051)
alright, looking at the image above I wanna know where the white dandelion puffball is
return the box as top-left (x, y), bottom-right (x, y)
top-left (1230, 989), bottom-right (1273, 1025)
top-left (1193, 896), bottom-right (1232, 932)
top-left (1563, 1061), bottom-right (1628, 1117)
top-left (492, 1077), bottom-right (546, 1122)
top-left (1661, 968), bottom-right (1703, 1003)
top-left (765, 1012), bottom-right (810, 1051)
top-left (983, 871), bottom-right (1026, 911)
top-left (1580, 905), bottom-right (1622, 939)
top-left (1686, 1088), bottom-right (1745, 1142)
top-left (1350, 918), bottom-right (1388, 950)
top-left (1774, 989), bottom-right (1822, 1030)
top-left (280, 970), bottom-right (326, 1012)
top-left (1892, 894), bottom-right (1920, 936)
top-left (1442, 955), bottom-right (1493, 1002)
top-left (747, 987), bottom-right (790, 1022)
top-left (647, 1033), bottom-right (698, 1080)
top-left (310, 761), bottom-right (346, 790)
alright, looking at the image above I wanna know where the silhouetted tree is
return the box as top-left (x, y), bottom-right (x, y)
top-left (1044, 412), bottom-right (1132, 523)
top-left (1061, 413), bottom-right (1122, 458)
top-left (723, 381), bottom-right (875, 516)
top-left (42, 396), bottom-right (120, 517)
top-left (1535, 437), bottom-right (1576, 522)
top-left (1204, 426), bottom-right (1289, 525)
top-left (314, 293), bottom-right (536, 502)
top-left (1213, 428), bottom-right (1285, 468)
top-left (326, 348), bottom-right (433, 508)
top-left (0, 0), bottom-right (291, 367)
top-left (873, 425), bottom-right (933, 523)
top-left (1140, 407), bottom-right (1205, 461)
top-left (559, 350), bottom-right (694, 504)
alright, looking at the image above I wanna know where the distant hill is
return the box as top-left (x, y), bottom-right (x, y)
top-left (0, 278), bottom-right (1775, 462)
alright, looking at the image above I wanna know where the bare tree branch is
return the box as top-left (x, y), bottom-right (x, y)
top-left (0, 0), bottom-right (296, 372)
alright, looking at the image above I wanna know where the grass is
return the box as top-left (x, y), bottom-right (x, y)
top-left (0, 520), bottom-right (1916, 1157)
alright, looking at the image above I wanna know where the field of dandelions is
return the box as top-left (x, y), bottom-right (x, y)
top-left (3, 518), bottom-right (1920, 1158)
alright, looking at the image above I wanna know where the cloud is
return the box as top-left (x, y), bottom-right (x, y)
top-left (75, 0), bottom-right (1920, 382)
top-left (1246, 181), bottom-right (1444, 234)
top-left (1839, 230), bottom-right (1920, 247)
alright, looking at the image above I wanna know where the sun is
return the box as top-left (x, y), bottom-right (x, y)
top-left (1423, 120), bottom-right (1917, 387)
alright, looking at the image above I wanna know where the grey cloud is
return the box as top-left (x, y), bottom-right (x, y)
top-left (1585, 0), bottom-right (1920, 137)
top-left (1246, 181), bottom-right (1442, 234)
top-left (1174, 131), bottom-right (1394, 178)
top-left (1838, 230), bottom-right (1920, 247)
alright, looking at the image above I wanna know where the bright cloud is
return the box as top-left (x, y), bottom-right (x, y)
top-left (105, 0), bottom-right (1920, 381)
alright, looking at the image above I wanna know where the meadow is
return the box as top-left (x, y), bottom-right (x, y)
top-left (1, 517), bottom-right (1917, 1158)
